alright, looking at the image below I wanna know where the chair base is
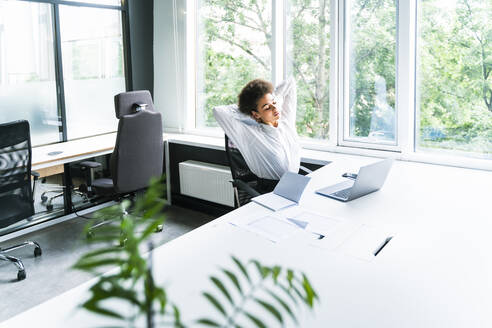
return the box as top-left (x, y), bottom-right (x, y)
top-left (41, 188), bottom-right (89, 211)
top-left (0, 241), bottom-right (42, 281)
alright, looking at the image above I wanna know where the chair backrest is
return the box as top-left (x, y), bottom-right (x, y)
top-left (0, 120), bottom-right (34, 228)
top-left (224, 134), bottom-right (259, 183)
top-left (111, 91), bottom-right (163, 194)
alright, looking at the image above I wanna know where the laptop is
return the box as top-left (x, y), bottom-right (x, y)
top-left (316, 159), bottom-right (393, 202)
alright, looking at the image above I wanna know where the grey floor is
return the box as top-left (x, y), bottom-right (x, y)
top-left (0, 205), bottom-right (215, 322)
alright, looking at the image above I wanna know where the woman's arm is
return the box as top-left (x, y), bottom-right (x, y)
top-left (213, 104), bottom-right (256, 146)
top-left (275, 77), bottom-right (297, 128)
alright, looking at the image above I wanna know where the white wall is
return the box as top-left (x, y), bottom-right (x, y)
top-left (154, 0), bottom-right (188, 132)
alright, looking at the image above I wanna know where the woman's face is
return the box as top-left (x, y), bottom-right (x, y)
top-left (251, 93), bottom-right (279, 126)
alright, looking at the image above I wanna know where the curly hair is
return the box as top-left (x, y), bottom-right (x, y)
top-left (238, 79), bottom-right (273, 115)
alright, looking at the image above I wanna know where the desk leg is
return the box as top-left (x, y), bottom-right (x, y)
top-left (63, 163), bottom-right (73, 215)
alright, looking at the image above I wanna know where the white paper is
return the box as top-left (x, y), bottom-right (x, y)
top-left (284, 210), bottom-right (361, 250)
top-left (243, 216), bottom-right (302, 242)
top-left (338, 225), bottom-right (393, 261)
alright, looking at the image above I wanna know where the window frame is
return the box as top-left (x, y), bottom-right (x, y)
top-left (184, 0), bottom-right (491, 170)
top-left (2, 0), bottom-right (131, 144)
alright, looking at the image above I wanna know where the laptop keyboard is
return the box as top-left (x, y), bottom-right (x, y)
top-left (333, 188), bottom-right (351, 199)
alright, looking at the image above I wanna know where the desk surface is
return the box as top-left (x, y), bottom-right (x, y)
top-left (8, 152), bottom-right (492, 327)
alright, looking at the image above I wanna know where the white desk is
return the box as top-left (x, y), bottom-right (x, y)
top-left (2, 155), bottom-right (491, 327)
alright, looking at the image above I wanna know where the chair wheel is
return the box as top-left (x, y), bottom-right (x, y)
top-left (34, 247), bottom-right (42, 257)
top-left (86, 231), bottom-right (94, 239)
top-left (47, 204), bottom-right (53, 211)
top-left (41, 195), bottom-right (48, 202)
top-left (17, 270), bottom-right (26, 281)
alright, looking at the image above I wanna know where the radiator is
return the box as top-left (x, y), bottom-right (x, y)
top-left (179, 160), bottom-right (234, 207)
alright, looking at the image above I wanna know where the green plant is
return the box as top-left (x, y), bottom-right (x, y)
top-left (197, 256), bottom-right (318, 327)
top-left (74, 177), bottom-right (319, 327)
top-left (73, 177), bottom-right (183, 327)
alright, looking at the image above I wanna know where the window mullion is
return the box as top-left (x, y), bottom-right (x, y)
top-left (272, 0), bottom-right (284, 85)
top-left (397, 0), bottom-right (416, 155)
top-left (329, 0), bottom-right (339, 145)
top-left (53, 3), bottom-right (68, 142)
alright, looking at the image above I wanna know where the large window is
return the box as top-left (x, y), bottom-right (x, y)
top-left (183, 0), bottom-right (491, 167)
top-left (0, 0), bottom-right (127, 146)
top-left (0, 1), bottom-right (59, 146)
top-left (286, 0), bottom-right (331, 139)
top-left (196, 0), bottom-right (272, 128)
top-left (344, 0), bottom-right (396, 145)
top-left (417, 0), bottom-right (492, 158)
top-left (60, 5), bottom-right (125, 140)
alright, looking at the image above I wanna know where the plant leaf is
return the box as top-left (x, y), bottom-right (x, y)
top-left (222, 268), bottom-right (242, 294)
top-left (265, 288), bottom-right (297, 324)
top-left (210, 276), bottom-right (233, 304)
top-left (278, 284), bottom-right (299, 306)
top-left (255, 297), bottom-right (283, 324)
top-left (251, 260), bottom-right (270, 278)
top-left (272, 265), bottom-right (281, 284)
top-left (76, 247), bottom-right (123, 260)
top-left (231, 256), bottom-right (250, 282)
top-left (196, 318), bottom-right (221, 327)
top-left (202, 292), bottom-right (227, 316)
top-left (287, 269), bottom-right (294, 288)
top-left (301, 273), bottom-right (318, 307)
top-left (81, 300), bottom-right (124, 320)
top-left (244, 311), bottom-right (267, 328)
top-left (73, 258), bottom-right (125, 271)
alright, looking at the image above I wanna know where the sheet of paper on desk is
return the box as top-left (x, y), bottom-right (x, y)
top-left (284, 209), bottom-right (361, 250)
top-left (338, 224), bottom-right (394, 262)
top-left (241, 216), bottom-right (303, 243)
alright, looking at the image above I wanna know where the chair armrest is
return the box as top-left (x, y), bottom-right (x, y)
top-left (79, 161), bottom-right (102, 169)
top-left (31, 171), bottom-right (40, 194)
top-left (230, 179), bottom-right (260, 197)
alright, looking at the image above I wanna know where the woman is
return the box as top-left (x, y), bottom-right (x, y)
top-left (213, 77), bottom-right (300, 191)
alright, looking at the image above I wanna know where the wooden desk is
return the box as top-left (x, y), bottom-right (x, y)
top-left (2, 155), bottom-right (491, 327)
top-left (31, 133), bottom-right (117, 177)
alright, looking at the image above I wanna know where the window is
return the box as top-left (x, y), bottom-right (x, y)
top-left (0, 1), bottom-right (59, 146)
top-left (0, 0), bottom-right (127, 146)
top-left (179, 0), bottom-right (491, 167)
top-left (343, 0), bottom-right (397, 146)
top-left (60, 5), bottom-right (125, 140)
top-left (416, 0), bottom-right (492, 158)
top-left (286, 0), bottom-right (331, 139)
top-left (196, 0), bottom-right (272, 128)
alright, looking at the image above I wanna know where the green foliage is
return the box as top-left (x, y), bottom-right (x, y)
top-left (73, 176), bottom-right (184, 327)
top-left (74, 178), bottom-right (320, 327)
top-left (418, 0), bottom-right (492, 155)
top-left (197, 256), bottom-right (319, 327)
top-left (198, 0), bottom-right (491, 156)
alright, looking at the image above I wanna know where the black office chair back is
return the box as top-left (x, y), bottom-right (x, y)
top-left (0, 120), bottom-right (34, 228)
top-left (224, 134), bottom-right (263, 207)
top-left (111, 90), bottom-right (163, 194)
top-left (225, 134), bottom-right (258, 183)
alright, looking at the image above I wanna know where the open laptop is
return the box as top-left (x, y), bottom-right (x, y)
top-left (316, 159), bottom-right (393, 202)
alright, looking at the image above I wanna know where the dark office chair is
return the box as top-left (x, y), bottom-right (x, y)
top-left (0, 120), bottom-right (42, 281)
top-left (225, 134), bottom-right (313, 208)
top-left (80, 90), bottom-right (164, 234)
top-left (225, 134), bottom-right (261, 208)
